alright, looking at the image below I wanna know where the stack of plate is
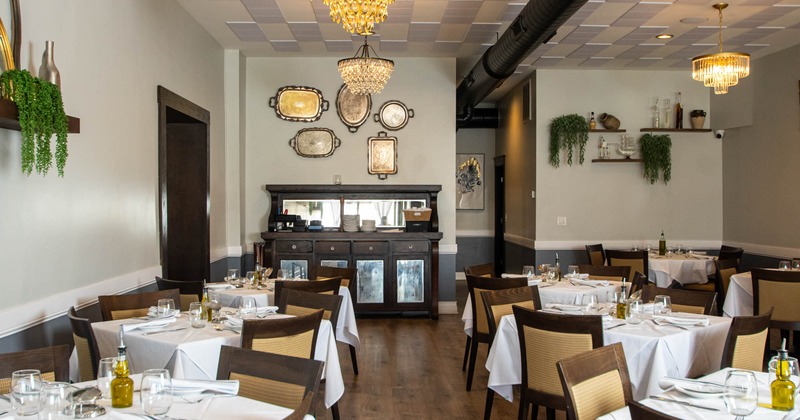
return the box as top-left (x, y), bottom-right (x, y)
top-left (342, 215), bottom-right (360, 232)
top-left (361, 219), bottom-right (377, 232)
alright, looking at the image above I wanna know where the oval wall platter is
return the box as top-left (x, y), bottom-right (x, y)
top-left (336, 84), bottom-right (371, 133)
top-left (288, 128), bottom-right (341, 158)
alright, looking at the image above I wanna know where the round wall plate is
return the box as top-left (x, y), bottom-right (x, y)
top-left (374, 100), bottom-right (414, 131)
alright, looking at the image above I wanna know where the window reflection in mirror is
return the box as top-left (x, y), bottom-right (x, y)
top-left (282, 199), bottom-right (426, 228)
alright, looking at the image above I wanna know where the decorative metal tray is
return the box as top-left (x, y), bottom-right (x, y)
top-left (374, 100), bottom-right (414, 131)
top-left (367, 131), bottom-right (397, 179)
top-left (336, 84), bottom-right (371, 133)
top-left (288, 128), bottom-right (341, 158)
top-left (269, 86), bottom-right (329, 122)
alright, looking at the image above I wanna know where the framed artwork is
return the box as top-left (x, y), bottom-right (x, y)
top-left (456, 153), bottom-right (484, 210)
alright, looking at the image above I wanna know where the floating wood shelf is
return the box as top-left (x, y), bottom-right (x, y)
top-left (639, 128), bottom-right (710, 133)
top-left (589, 128), bottom-right (626, 133)
top-left (592, 159), bottom-right (643, 163)
top-left (0, 97), bottom-right (80, 133)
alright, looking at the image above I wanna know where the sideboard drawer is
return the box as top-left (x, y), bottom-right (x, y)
top-left (391, 240), bottom-right (429, 254)
top-left (353, 241), bottom-right (389, 254)
top-left (276, 240), bottom-right (313, 253)
top-left (315, 241), bottom-right (351, 254)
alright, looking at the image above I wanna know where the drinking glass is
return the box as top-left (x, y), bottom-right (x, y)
top-left (141, 369), bottom-right (173, 416)
top-left (675, 244), bottom-right (685, 254)
top-left (157, 298), bottom-right (175, 317)
top-left (245, 270), bottom-right (258, 289)
top-left (538, 264), bottom-right (551, 276)
top-left (793, 260), bottom-right (800, 271)
top-left (646, 243), bottom-right (653, 254)
top-left (239, 296), bottom-right (257, 319)
top-left (579, 294), bottom-right (598, 314)
top-left (724, 370), bottom-right (758, 418)
top-left (11, 369), bottom-right (43, 416)
top-left (188, 302), bottom-right (205, 328)
top-left (653, 295), bottom-right (672, 316)
top-left (567, 265), bottom-right (579, 279)
top-left (625, 299), bottom-right (644, 325)
top-left (779, 260), bottom-right (791, 270)
top-left (686, 246), bottom-right (694, 255)
top-left (522, 265), bottom-right (535, 279)
top-left (631, 244), bottom-right (640, 251)
top-left (666, 246), bottom-right (675, 256)
top-left (39, 382), bottom-right (73, 420)
top-left (546, 267), bottom-right (559, 285)
top-left (277, 269), bottom-right (287, 280)
top-left (97, 357), bottom-right (117, 399)
top-left (207, 291), bottom-right (222, 323)
top-left (226, 268), bottom-right (240, 285)
top-left (768, 356), bottom-right (800, 386)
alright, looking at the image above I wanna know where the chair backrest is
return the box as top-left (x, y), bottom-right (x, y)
top-left (241, 309), bottom-right (324, 359)
top-left (98, 288), bottom-right (182, 321)
top-left (316, 265), bottom-right (356, 288)
top-left (714, 258), bottom-right (739, 297)
top-left (629, 272), bottom-right (648, 299)
top-left (627, 400), bottom-right (681, 420)
top-left (751, 268), bottom-right (800, 325)
top-left (577, 265), bottom-right (630, 283)
top-left (279, 289), bottom-right (342, 335)
top-left (721, 309), bottom-right (773, 371)
top-left (606, 250), bottom-right (648, 281)
top-left (718, 246), bottom-right (744, 269)
top-left (464, 263), bottom-right (495, 278)
top-left (557, 343), bottom-right (633, 420)
top-left (641, 284), bottom-right (716, 315)
top-left (216, 345), bottom-right (322, 411)
top-left (0, 345), bottom-right (70, 394)
top-left (68, 306), bottom-right (100, 382)
top-left (284, 391), bottom-right (317, 420)
top-left (466, 274), bottom-right (528, 339)
top-left (513, 306), bottom-right (604, 407)
top-left (155, 276), bottom-right (204, 311)
top-left (584, 244), bottom-right (606, 266)
top-left (480, 286), bottom-right (542, 339)
top-left (275, 277), bottom-right (342, 307)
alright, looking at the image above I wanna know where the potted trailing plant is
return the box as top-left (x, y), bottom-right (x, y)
top-left (0, 69), bottom-right (69, 176)
top-left (639, 133), bottom-right (672, 184)
top-left (549, 114), bottom-right (588, 167)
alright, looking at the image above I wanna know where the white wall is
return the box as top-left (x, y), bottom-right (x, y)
top-left (0, 0), bottom-right (225, 336)
top-left (534, 69), bottom-right (721, 248)
top-left (242, 57), bottom-right (457, 247)
top-left (456, 128), bottom-right (494, 234)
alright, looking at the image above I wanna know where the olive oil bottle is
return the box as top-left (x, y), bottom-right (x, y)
top-left (771, 339), bottom-right (796, 411)
top-left (659, 230), bottom-right (666, 256)
top-left (111, 326), bottom-right (134, 408)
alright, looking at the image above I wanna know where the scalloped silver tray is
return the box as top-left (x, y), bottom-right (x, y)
top-left (289, 128), bottom-right (341, 158)
top-left (269, 86), bottom-right (329, 122)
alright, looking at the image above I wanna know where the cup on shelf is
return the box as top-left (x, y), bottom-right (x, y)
top-left (779, 260), bottom-right (791, 270)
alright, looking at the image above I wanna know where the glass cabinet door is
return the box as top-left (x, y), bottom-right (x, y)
top-left (396, 259), bottom-right (425, 303)
top-left (279, 259), bottom-right (309, 279)
top-left (355, 259), bottom-right (385, 304)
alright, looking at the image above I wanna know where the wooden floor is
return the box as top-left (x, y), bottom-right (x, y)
top-left (310, 281), bottom-right (562, 419)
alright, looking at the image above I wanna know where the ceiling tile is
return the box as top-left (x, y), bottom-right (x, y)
top-left (270, 40), bottom-right (301, 52)
top-left (464, 22), bottom-right (502, 43)
top-left (408, 22), bottom-right (440, 42)
top-left (288, 22), bottom-right (323, 42)
top-left (438, 24), bottom-right (470, 41)
top-left (227, 21), bottom-right (269, 41)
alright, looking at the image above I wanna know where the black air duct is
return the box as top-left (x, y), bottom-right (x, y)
top-left (457, 108), bottom-right (499, 129)
top-left (455, 0), bottom-right (589, 121)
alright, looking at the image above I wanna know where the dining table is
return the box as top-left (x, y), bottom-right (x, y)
top-left (649, 252), bottom-right (716, 288)
top-left (485, 310), bottom-right (732, 401)
top-left (723, 271), bottom-right (754, 318)
top-left (72, 312), bottom-right (343, 408)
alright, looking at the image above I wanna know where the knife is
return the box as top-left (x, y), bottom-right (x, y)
top-left (142, 327), bottom-right (187, 336)
top-left (649, 395), bottom-right (719, 411)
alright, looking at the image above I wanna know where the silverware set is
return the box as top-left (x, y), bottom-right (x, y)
top-left (649, 395), bottom-right (719, 411)
top-left (141, 327), bottom-right (187, 336)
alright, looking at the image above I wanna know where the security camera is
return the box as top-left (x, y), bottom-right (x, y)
top-left (715, 130), bottom-right (725, 139)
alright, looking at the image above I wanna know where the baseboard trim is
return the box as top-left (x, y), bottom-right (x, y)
top-left (723, 241), bottom-right (799, 259)
top-left (439, 301), bottom-right (458, 315)
top-left (533, 240), bottom-right (723, 250)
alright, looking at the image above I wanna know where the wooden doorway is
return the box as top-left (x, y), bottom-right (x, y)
top-left (494, 155), bottom-right (505, 274)
top-left (157, 86), bottom-right (210, 282)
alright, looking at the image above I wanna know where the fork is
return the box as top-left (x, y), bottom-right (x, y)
top-left (176, 392), bottom-right (233, 404)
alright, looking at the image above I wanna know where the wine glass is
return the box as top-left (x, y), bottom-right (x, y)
top-left (245, 270), bottom-right (258, 289)
top-left (579, 294), bottom-right (598, 314)
top-left (538, 264), bottom-right (551, 276)
top-left (141, 369), bottom-right (173, 416)
top-left (39, 382), bottom-right (73, 420)
top-left (653, 295), bottom-right (672, 316)
top-left (567, 265), bottom-right (579, 279)
top-left (97, 357), bottom-right (116, 399)
top-left (779, 260), bottom-right (791, 270)
top-left (546, 267), bottom-right (559, 285)
top-left (522, 265), bottom-right (535, 279)
top-left (226, 268), bottom-right (240, 285)
top-left (157, 298), bottom-right (175, 317)
top-left (11, 369), bottom-right (43, 416)
top-left (724, 370), bottom-right (758, 419)
top-left (239, 296), bottom-right (257, 319)
top-left (768, 356), bottom-right (800, 385)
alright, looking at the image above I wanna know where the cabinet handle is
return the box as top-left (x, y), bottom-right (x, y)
top-left (330, 246), bottom-right (335, 251)
top-left (369, 246), bottom-right (374, 251)
top-left (292, 244), bottom-right (297, 250)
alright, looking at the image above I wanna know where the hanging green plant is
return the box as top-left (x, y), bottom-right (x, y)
top-left (0, 69), bottom-right (69, 176)
top-left (549, 114), bottom-right (588, 167)
top-left (639, 133), bottom-right (672, 184)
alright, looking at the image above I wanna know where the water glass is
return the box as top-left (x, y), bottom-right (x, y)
top-left (653, 295), bottom-right (672, 316)
top-left (207, 291), bottom-right (222, 323)
top-left (779, 260), bottom-right (792, 270)
top-left (11, 369), bottom-right (43, 416)
top-left (97, 357), bottom-right (117, 399)
top-left (188, 302), bottom-right (205, 328)
top-left (768, 356), bottom-right (800, 386)
top-left (724, 370), bottom-right (758, 417)
top-left (567, 265), bottom-right (579, 278)
top-left (579, 294), bottom-right (598, 314)
top-left (39, 382), bottom-right (73, 420)
top-left (141, 369), bottom-right (173, 416)
top-left (625, 299), bottom-right (644, 324)
top-left (793, 260), bottom-right (800, 271)
top-left (226, 268), bottom-right (240, 284)
top-left (546, 267), bottom-right (559, 285)
top-left (157, 298), bottom-right (175, 317)
top-left (522, 265), bottom-right (535, 279)
top-left (675, 244), bottom-right (685, 254)
top-left (277, 269), bottom-right (287, 280)
top-left (239, 296), bottom-right (257, 319)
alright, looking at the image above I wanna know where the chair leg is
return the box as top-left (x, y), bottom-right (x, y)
top-left (545, 407), bottom-right (556, 420)
top-left (348, 344), bottom-right (359, 375)
top-left (531, 405), bottom-right (539, 420)
top-left (331, 402), bottom-right (340, 420)
top-left (462, 335), bottom-right (471, 371)
top-left (517, 399), bottom-right (528, 420)
top-left (484, 388), bottom-right (495, 420)
top-left (466, 336), bottom-right (479, 391)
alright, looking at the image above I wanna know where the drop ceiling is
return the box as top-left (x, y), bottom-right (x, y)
top-left (178, 0), bottom-right (800, 102)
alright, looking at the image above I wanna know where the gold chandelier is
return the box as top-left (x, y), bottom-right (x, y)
top-left (338, 37), bottom-right (394, 95)
top-left (323, 0), bottom-right (395, 35)
top-left (691, 3), bottom-right (750, 95)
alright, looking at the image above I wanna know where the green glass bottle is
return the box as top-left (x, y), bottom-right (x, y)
top-left (771, 339), bottom-right (796, 411)
top-left (111, 326), bottom-right (133, 408)
top-left (659, 230), bottom-right (666, 256)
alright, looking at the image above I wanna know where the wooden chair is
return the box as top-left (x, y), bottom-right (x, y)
top-left (721, 309), bottom-right (773, 371)
top-left (718, 245), bottom-right (744, 270)
top-left (284, 391), bottom-right (317, 420)
top-left (577, 265), bottom-right (630, 282)
top-left (513, 305), bottom-right (604, 420)
top-left (557, 343), bottom-right (633, 420)
top-left (627, 400), bottom-right (681, 420)
top-left (682, 258), bottom-right (737, 307)
top-left (98, 288), bottom-right (181, 321)
top-left (316, 265), bottom-right (356, 289)
top-left (216, 345), bottom-right (322, 414)
top-left (480, 286), bottom-right (542, 419)
top-left (584, 244), bottom-right (606, 266)
top-left (464, 263), bottom-right (496, 278)
top-left (0, 345), bottom-right (70, 394)
top-left (275, 277), bottom-right (342, 308)
top-left (641, 284), bottom-right (716, 315)
top-left (464, 274), bottom-right (528, 391)
top-left (155, 276), bottom-right (204, 311)
top-left (629, 271), bottom-right (648, 299)
top-left (606, 250), bottom-right (648, 281)
top-left (68, 306), bottom-right (101, 381)
top-left (751, 268), bottom-right (800, 355)
top-left (241, 309), bottom-right (324, 359)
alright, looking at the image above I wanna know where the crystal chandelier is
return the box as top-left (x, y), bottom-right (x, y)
top-left (338, 37), bottom-right (394, 95)
top-left (691, 3), bottom-right (750, 95)
top-left (323, 0), bottom-right (395, 35)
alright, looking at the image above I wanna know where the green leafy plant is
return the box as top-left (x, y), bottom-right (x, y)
top-left (0, 69), bottom-right (69, 176)
top-left (639, 133), bottom-right (672, 184)
top-left (549, 114), bottom-right (588, 167)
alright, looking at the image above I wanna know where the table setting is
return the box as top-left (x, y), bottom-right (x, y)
top-left (649, 250), bottom-right (716, 288)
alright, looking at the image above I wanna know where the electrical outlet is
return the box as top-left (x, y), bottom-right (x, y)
top-left (557, 217), bottom-right (567, 226)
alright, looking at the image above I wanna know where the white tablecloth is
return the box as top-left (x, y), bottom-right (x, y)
top-left (486, 312), bottom-right (732, 401)
top-left (723, 271), bottom-right (753, 318)
top-left (85, 315), bottom-right (343, 408)
top-left (215, 285), bottom-right (360, 349)
top-left (461, 279), bottom-right (622, 337)
top-left (649, 254), bottom-right (716, 287)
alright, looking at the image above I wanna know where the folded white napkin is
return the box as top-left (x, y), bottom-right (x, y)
top-left (122, 316), bottom-right (178, 333)
top-left (147, 307), bottom-right (180, 319)
top-left (171, 379), bottom-right (239, 395)
top-left (657, 377), bottom-right (725, 393)
top-left (654, 314), bottom-right (710, 327)
top-left (570, 278), bottom-right (609, 287)
top-left (257, 306), bottom-right (278, 315)
top-left (501, 273), bottom-right (528, 278)
top-left (545, 303), bottom-right (583, 313)
top-left (528, 278), bottom-right (542, 286)
top-left (207, 283), bottom-right (234, 290)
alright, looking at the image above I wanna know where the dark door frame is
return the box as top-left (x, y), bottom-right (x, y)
top-left (494, 155), bottom-right (505, 274)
